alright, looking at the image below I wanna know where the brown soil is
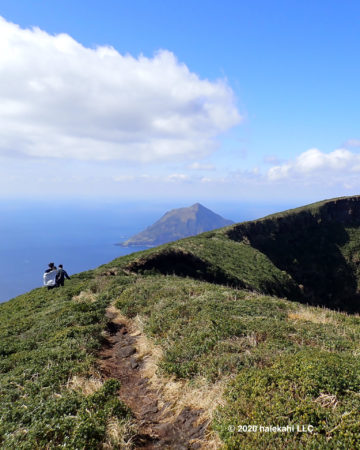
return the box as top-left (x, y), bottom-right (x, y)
top-left (97, 308), bottom-right (209, 449)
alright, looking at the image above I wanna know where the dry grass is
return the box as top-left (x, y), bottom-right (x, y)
top-left (132, 315), bottom-right (163, 378)
top-left (315, 393), bottom-right (338, 409)
top-left (66, 305), bottom-right (139, 449)
top-left (73, 290), bottom-right (97, 303)
top-left (107, 304), bottom-right (127, 322)
top-left (191, 433), bottom-right (223, 450)
top-left (106, 304), bottom-right (132, 330)
top-left (288, 307), bottom-right (337, 325)
top-left (102, 416), bottom-right (137, 449)
top-left (66, 374), bottom-right (103, 396)
top-left (143, 348), bottom-right (226, 449)
top-left (131, 313), bottom-right (227, 419)
top-left (108, 303), bottom-right (225, 449)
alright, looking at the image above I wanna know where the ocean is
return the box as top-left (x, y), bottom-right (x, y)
top-left (0, 199), bottom-right (164, 303)
top-left (0, 199), bottom-right (293, 303)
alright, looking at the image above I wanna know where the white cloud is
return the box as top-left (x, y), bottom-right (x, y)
top-left (268, 148), bottom-right (360, 181)
top-left (0, 17), bottom-right (241, 162)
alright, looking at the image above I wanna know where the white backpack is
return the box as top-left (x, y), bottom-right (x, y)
top-left (43, 269), bottom-right (58, 287)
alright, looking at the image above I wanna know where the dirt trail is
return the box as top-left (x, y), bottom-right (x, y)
top-left (97, 308), bottom-right (209, 449)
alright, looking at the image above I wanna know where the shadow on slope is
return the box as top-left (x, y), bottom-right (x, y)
top-left (127, 248), bottom-right (246, 289)
top-left (227, 199), bottom-right (360, 312)
top-left (126, 242), bottom-right (302, 302)
top-left (123, 196), bottom-right (360, 313)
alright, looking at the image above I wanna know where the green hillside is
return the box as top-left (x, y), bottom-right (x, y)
top-left (125, 195), bottom-right (360, 312)
top-left (1, 195), bottom-right (360, 449)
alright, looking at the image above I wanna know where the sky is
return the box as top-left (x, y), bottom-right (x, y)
top-left (0, 0), bottom-right (359, 205)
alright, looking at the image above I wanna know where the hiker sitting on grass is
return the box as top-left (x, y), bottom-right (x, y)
top-left (43, 263), bottom-right (58, 290)
top-left (56, 264), bottom-right (71, 287)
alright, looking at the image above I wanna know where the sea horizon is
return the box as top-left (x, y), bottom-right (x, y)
top-left (0, 198), bottom-right (295, 303)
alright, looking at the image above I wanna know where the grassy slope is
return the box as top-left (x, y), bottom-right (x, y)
top-left (110, 270), bottom-right (359, 449)
top-left (121, 196), bottom-right (360, 311)
top-left (0, 271), bottom-right (133, 449)
top-left (118, 233), bottom-right (301, 299)
top-left (1, 195), bottom-right (360, 448)
top-left (2, 265), bottom-right (358, 449)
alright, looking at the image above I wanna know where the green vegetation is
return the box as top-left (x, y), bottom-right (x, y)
top-left (1, 195), bottom-right (360, 448)
top-left (122, 195), bottom-right (360, 312)
top-left (0, 273), bottom-right (133, 449)
top-left (216, 349), bottom-right (359, 449)
top-left (112, 274), bottom-right (359, 448)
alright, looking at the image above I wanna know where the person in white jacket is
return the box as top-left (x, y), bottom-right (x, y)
top-left (43, 263), bottom-right (58, 290)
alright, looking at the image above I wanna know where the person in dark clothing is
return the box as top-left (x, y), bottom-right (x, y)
top-left (45, 262), bottom-right (57, 273)
top-left (56, 264), bottom-right (71, 287)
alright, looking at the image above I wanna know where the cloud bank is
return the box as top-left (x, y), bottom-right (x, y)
top-left (0, 17), bottom-right (241, 162)
top-left (268, 148), bottom-right (360, 181)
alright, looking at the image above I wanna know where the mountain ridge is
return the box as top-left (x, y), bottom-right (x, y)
top-left (125, 194), bottom-right (360, 312)
top-left (1, 194), bottom-right (359, 448)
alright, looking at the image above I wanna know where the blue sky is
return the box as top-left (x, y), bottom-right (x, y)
top-left (0, 1), bottom-right (359, 204)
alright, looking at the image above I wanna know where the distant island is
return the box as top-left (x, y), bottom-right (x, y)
top-left (2, 195), bottom-right (360, 448)
top-left (119, 202), bottom-right (234, 247)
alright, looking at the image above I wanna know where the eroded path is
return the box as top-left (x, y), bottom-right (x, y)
top-left (97, 307), bottom-right (209, 449)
